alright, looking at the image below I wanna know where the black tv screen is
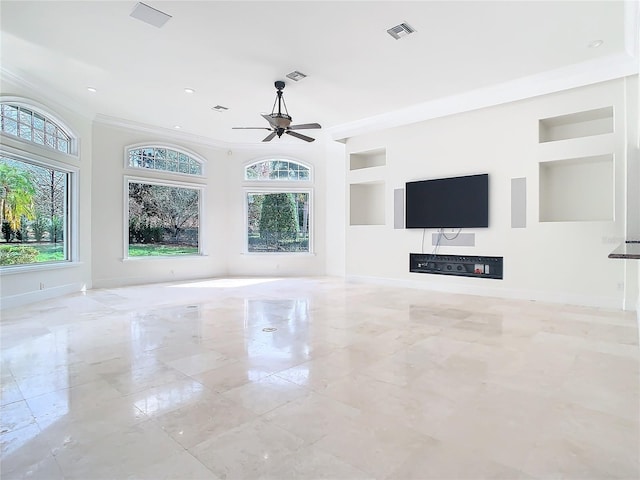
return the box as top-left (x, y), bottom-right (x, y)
top-left (405, 173), bottom-right (489, 228)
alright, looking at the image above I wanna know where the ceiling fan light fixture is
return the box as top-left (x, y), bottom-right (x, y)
top-left (286, 71), bottom-right (308, 82)
top-left (387, 22), bottom-right (416, 40)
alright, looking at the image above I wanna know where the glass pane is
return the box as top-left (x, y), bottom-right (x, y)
top-left (167, 150), bottom-right (178, 161)
top-left (19, 124), bottom-right (32, 140)
top-left (155, 158), bottom-right (166, 170)
top-left (57, 138), bottom-right (69, 153)
top-left (19, 109), bottom-right (31, 125)
top-left (155, 148), bottom-right (166, 160)
top-left (167, 160), bottom-right (178, 172)
top-left (128, 182), bottom-right (199, 257)
top-left (33, 114), bottom-right (45, 131)
top-left (45, 133), bottom-right (55, 148)
top-left (45, 121), bottom-right (55, 135)
top-left (190, 163), bottom-right (202, 175)
top-left (33, 130), bottom-right (45, 145)
top-left (245, 165), bottom-right (258, 180)
top-left (3, 105), bottom-right (18, 120)
top-left (178, 162), bottom-right (189, 174)
top-left (3, 118), bottom-right (18, 136)
top-left (246, 192), bottom-right (310, 253)
top-left (0, 157), bottom-right (69, 266)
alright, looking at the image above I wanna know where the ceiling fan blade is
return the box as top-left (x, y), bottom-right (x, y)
top-left (232, 127), bottom-right (272, 130)
top-left (288, 123), bottom-right (322, 130)
top-left (262, 131), bottom-right (277, 142)
top-left (286, 130), bottom-right (315, 142)
top-left (261, 114), bottom-right (279, 127)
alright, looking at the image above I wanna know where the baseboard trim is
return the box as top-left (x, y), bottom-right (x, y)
top-left (346, 275), bottom-right (623, 310)
top-left (1, 282), bottom-right (86, 311)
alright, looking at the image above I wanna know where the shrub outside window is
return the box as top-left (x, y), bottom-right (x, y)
top-left (246, 191), bottom-right (310, 253)
top-left (244, 159), bottom-right (312, 254)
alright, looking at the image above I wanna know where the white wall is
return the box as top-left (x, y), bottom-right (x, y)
top-left (90, 122), bottom-right (229, 288)
top-left (0, 77), bottom-right (93, 308)
top-left (343, 77), bottom-right (636, 309)
top-left (90, 123), bottom-right (330, 288)
top-left (222, 139), bottom-right (329, 277)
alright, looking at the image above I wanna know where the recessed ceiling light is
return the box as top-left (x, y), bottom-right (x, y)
top-left (286, 71), bottom-right (307, 82)
top-left (130, 2), bottom-right (172, 28)
top-left (387, 22), bottom-right (416, 40)
top-left (588, 40), bottom-right (604, 48)
top-left (184, 88), bottom-right (195, 94)
top-left (174, 125), bottom-right (181, 129)
top-left (87, 87), bottom-right (97, 93)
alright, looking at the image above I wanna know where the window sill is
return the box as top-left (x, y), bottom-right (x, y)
top-left (122, 254), bottom-right (208, 262)
top-left (0, 261), bottom-right (83, 275)
top-left (242, 252), bottom-right (316, 256)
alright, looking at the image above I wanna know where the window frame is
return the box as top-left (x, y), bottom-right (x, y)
top-left (124, 143), bottom-right (206, 179)
top-left (123, 175), bottom-right (206, 261)
top-left (242, 157), bottom-right (314, 255)
top-left (0, 144), bottom-right (79, 273)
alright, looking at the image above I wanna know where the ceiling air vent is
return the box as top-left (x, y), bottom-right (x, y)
top-left (387, 23), bottom-right (416, 40)
top-left (212, 105), bottom-right (229, 112)
top-left (286, 71), bottom-right (307, 82)
top-left (130, 2), bottom-right (172, 28)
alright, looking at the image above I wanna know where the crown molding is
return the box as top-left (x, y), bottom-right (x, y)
top-left (0, 66), bottom-right (95, 122)
top-left (93, 114), bottom-right (325, 153)
top-left (328, 53), bottom-right (639, 142)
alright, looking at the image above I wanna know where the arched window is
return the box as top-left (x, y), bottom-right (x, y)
top-left (0, 100), bottom-right (77, 269)
top-left (127, 145), bottom-right (203, 176)
top-left (124, 144), bottom-right (206, 259)
top-left (245, 159), bottom-right (310, 181)
top-left (244, 158), bottom-right (312, 254)
top-left (1, 103), bottom-right (72, 154)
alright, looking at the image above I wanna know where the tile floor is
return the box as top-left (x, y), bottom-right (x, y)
top-left (1, 277), bottom-right (638, 479)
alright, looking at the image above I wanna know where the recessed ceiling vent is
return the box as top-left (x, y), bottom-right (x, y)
top-left (387, 22), bottom-right (416, 40)
top-left (286, 71), bottom-right (307, 82)
top-left (130, 2), bottom-right (172, 28)
top-left (212, 105), bottom-right (229, 112)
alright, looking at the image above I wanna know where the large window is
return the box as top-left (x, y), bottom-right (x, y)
top-left (127, 179), bottom-right (201, 258)
top-left (0, 99), bottom-right (75, 269)
top-left (125, 144), bottom-right (206, 259)
top-left (0, 155), bottom-right (70, 266)
top-left (244, 159), bottom-right (312, 254)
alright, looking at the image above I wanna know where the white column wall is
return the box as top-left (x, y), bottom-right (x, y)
top-left (343, 78), bottom-right (635, 309)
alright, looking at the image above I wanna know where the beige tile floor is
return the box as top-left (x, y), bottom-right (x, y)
top-left (1, 277), bottom-right (638, 479)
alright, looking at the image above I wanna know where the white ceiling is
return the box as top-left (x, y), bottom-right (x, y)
top-left (1, 1), bottom-right (637, 146)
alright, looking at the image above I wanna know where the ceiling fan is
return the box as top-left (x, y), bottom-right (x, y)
top-left (233, 80), bottom-right (321, 142)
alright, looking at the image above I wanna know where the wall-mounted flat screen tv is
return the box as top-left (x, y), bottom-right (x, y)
top-left (405, 173), bottom-right (489, 228)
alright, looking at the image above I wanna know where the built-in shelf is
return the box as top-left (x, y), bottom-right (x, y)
top-left (539, 154), bottom-right (614, 222)
top-left (349, 148), bottom-right (386, 171)
top-left (539, 106), bottom-right (613, 143)
top-left (350, 181), bottom-right (385, 225)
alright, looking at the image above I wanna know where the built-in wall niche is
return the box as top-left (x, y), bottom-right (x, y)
top-left (539, 106), bottom-right (613, 143)
top-left (350, 181), bottom-right (385, 225)
top-left (539, 154), bottom-right (614, 222)
top-left (349, 148), bottom-right (386, 170)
